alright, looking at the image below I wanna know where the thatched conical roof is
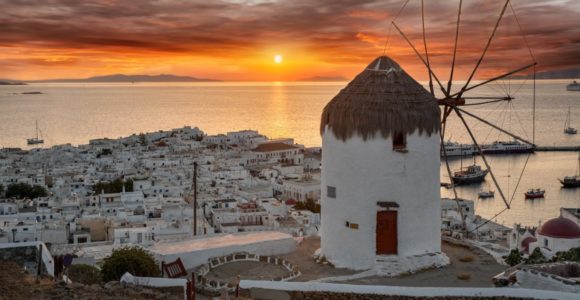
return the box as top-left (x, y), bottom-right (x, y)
top-left (320, 56), bottom-right (440, 141)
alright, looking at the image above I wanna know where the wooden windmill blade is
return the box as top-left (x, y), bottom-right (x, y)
top-left (389, 0), bottom-right (539, 212)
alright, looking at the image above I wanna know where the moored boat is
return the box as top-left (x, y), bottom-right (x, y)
top-left (559, 152), bottom-right (580, 188)
top-left (524, 188), bottom-right (545, 199)
top-left (452, 164), bottom-right (488, 185)
top-left (481, 140), bottom-right (534, 154)
top-left (566, 80), bottom-right (580, 91)
top-left (478, 190), bottom-right (495, 198)
top-left (441, 141), bottom-right (478, 157)
top-left (563, 106), bottom-right (577, 135)
top-left (27, 120), bottom-right (44, 145)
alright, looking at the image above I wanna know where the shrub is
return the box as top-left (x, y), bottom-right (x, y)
top-left (526, 247), bottom-right (547, 264)
top-left (293, 198), bottom-right (320, 213)
top-left (5, 183), bottom-right (48, 199)
top-left (550, 247), bottom-right (580, 262)
top-left (459, 255), bottom-right (475, 263)
top-left (68, 264), bottom-right (102, 285)
top-left (457, 273), bottom-right (471, 280)
top-left (505, 249), bottom-right (523, 266)
top-left (93, 178), bottom-right (133, 194)
top-left (100, 246), bottom-right (160, 282)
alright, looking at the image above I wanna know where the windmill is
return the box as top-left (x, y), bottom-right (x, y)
top-left (387, 0), bottom-right (537, 231)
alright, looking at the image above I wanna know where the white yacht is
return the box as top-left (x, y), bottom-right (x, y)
top-left (27, 120), bottom-right (44, 145)
top-left (566, 80), bottom-right (580, 91)
top-left (564, 106), bottom-right (577, 134)
top-left (441, 141), bottom-right (478, 157)
top-left (481, 140), bottom-right (534, 154)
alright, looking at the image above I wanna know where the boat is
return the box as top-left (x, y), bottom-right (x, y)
top-left (478, 190), bottom-right (495, 198)
top-left (26, 120), bottom-right (44, 145)
top-left (452, 164), bottom-right (488, 185)
top-left (559, 152), bottom-right (580, 188)
top-left (481, 140), bottom-right (534, 154)
top-left (524, 188), bottom-right (545, 199)
top-left (567, 80), bottom-right (580, 91)
top-left (563, 106), bottom-right (577, 134)
top-left (478, 183), bottom-right (495, 198)
top-left (441, 141), bottom-right (478, 157)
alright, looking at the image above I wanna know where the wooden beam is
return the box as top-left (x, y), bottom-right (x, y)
top-left (455, 107), bottom-right (535, 146)
top-left (454, 108), bottom-right (511, 209)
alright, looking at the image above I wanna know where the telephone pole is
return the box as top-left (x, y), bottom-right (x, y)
top-left (193, 161), bottom-right (198, 236)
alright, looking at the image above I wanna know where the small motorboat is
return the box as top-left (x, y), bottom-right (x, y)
top-left (524, 188), bottom-right (545, 199)
top-left (478, 190), bottom-right (495, 198)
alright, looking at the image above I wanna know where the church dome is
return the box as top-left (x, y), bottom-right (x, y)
top-left (320, 55), bottom-right (440, 141)
top-left (538, 217), bottom-right (580, 239)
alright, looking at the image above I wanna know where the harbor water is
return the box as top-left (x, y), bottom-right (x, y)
top-left (1, 80), bottom-right (579, 226)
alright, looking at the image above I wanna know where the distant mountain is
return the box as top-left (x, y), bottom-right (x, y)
top-left (297, 76), bottom-right (348, 82)
top-left (0, 80), bottom-right (26, 85)
top-left (513, 68), bottom-right (580, 80)
top-left (27, 74), bottom-right (219, 83)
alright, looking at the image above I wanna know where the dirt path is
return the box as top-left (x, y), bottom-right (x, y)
top-left (345, 241), bottom-right (505, 287)
top-left (280, 235), bottom-right (359, 281)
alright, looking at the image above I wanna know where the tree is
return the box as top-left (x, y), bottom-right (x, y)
top-left (100, 246), bottom-right (160, 282)
top-left (93, 178), bottom-right (133, 194)
top-left (526, 247), bottom-right (547, 264)
top-left (0, 184), bottom-right (4, 195)
top-left (551, 247), bottom-right (580, 262)
top-left (5, 183), bottom-right (48, 199)
top-left (293, 198), bottom-right (321, 213)
top-left (504, 249), bottom-right (523, 266)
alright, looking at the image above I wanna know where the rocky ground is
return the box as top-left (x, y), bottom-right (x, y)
top-left (0, 262), bottom-right (183, 300)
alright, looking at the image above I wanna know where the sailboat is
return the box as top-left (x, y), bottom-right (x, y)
top-left (559, 152), bottom-right (580, 188)
top-left (564, 106), bottom-right (577, 134)
top-left (27, 120), bottom-right (44, 145)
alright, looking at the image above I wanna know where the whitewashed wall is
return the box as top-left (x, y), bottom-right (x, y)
top-left (321, 129), bottom-right (441, 270)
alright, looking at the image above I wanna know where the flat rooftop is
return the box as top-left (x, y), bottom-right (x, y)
top-left (149, 231), bottom-right (292, 255)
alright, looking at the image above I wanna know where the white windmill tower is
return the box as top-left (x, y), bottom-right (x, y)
top-left (319, 0), bottom-right (537, 272)
top-left (319, 56), bottom-right (448, 271)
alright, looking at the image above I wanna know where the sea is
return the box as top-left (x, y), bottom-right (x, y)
top-left (0, 80), bottom-right (578, 226)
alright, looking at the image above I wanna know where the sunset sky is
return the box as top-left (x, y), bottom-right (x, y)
top-left (1, 0), bottom-right (579, 81)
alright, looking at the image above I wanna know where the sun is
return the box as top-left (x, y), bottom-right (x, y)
top-left (274, 54), bottom-right (283, 64)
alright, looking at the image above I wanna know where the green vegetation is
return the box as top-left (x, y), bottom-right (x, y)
top-left (293, 198), bottom-right (321, 213)
top-left (68, 264), bottom-right (102, 285)
top-left (551, 247), bottom-right (580, 262)
top-left (504, 249), bottom-right (523, 266)
top-left (93, 178), bottom-right (133, 194)
top-left (5, 183), bottom-right (48, 199)
top-left (100, 246), bottom-right (160, 282)
top-left (525, 247), bottom-right (547, 264)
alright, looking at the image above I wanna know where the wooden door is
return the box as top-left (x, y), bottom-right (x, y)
top-left (376, 211), bottom-right (397, 255)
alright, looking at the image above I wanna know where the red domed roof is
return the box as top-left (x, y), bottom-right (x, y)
top-left (538, 217), bottom-right (580, 239)
top-left (521, 236), bottom-right (537, 252)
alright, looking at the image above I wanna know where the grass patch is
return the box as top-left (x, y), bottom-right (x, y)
top-left (457, 273), bottom-right (471, 281)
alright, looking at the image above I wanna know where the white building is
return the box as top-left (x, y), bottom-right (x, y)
top-left (530, 216), bottom-right (580, 255)
top-left (319, 56), bottom-right (447, 271)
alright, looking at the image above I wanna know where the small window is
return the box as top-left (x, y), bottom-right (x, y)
top-left (327, 186), bottom-right (336, 198)
top-left (544, 239), bottom-right (548, 247)
top-left (393, 132), bottom-right (407, 152)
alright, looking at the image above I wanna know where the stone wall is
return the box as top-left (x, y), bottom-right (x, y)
top-left (289, 292), bottom-right (536, 300)
top-left (0, 244), bottom-right (45, 275)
